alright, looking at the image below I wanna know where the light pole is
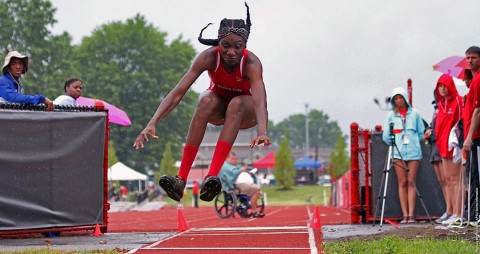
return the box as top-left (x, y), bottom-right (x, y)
top-left (305, 103), bottom-right (309, 156)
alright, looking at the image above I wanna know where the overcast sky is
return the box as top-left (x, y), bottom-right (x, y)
top-left (49, 0), bottom-right (480, 134)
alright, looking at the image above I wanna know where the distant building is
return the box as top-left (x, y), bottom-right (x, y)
top-left (185, 128), bottom-right (333, 184)
top-left (194, 128), bottom-right (271, 167)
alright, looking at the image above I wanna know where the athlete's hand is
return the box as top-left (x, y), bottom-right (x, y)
top-left (250, 135), bottom-right (271, 148)
top-left (133, 123), bottom-right (158, 149)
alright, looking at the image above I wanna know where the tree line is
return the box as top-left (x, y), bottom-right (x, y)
top-left (0, 0), bottom-right (349, 179)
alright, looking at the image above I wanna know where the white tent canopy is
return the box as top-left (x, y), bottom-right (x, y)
top-left (108, 162), bottom-right (148, 192)
top-left (108, 162), bottom-right (147, 181)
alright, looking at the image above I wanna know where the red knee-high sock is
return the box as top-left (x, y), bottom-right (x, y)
top-left (207, 140), bottom-right (233, 177)
top-left (177, 145), bottom-right (199, 182)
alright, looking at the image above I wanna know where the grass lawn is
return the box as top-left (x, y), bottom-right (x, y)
top-left (261, 185), bottom-right (331, 206)
top-left (163, 184), bottom-right (331, 207)
top-left (323, 236), bottom-right (478, 254)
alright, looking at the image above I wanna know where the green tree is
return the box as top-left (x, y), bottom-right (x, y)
top-left (108, 140), bottom-right (119, 167)
top-left (270, 109), bottom-right (343, 149)
top-left (330, 133), bottom-right (350, 178)
top-left (0, 0), bottom-right (74, 99)
top-left (274, 137), bottom-right (295, 190)
top-left (73, 14), bottom-right (197, 170)
top-left (159, 142), bottom-right (177, 181)
top-left (0, 0), bottom-right (55, 55)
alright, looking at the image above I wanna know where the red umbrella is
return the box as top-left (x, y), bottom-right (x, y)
top-left (76, 96), bottom-right (131, 126)
top-left (457, 57), bottom-right (467, 69)
top-left (433, 56), bottom-right (467, 79)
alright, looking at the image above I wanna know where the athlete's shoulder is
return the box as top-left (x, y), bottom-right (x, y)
top-left (197, 46), bottom-right (217, 59)
top-left (245, 49), bottom-right (260, 61)
top-left (245, 50), bottom-right (262, 69)
top-left (193, 47), bottom-right (217, 71)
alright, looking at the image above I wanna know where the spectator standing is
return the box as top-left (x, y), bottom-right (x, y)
top-left (460, 69), bottom-right (473, 223)
top-left (462, 46), bottom-right (480, 227)
top-left (120, 185), bottom-right (127, 201)
top-left (463, 69), bottom-right (473, 90)
top-left (382, 87), bottom-right (425, 224)
top-left (192, 180), bottom-right (199, 208)
top-left (432, 74), bottom-right (463, 225)
top-left (133, 3), bottom-right (270, 203)
top-left (0, 51), bottom-right (54, 110)
top-left (422, 99), bottom-right (445, 223)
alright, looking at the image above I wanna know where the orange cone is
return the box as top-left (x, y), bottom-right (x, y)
top-left (310, 206), bottom-right (322, 229)
top-left (93, 224), bottom-right (103, 236)
top-left (177, 209), bottom-right (189, 232)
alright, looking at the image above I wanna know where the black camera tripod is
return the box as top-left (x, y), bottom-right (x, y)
top-left (373, 123), bottom-right (433, 228)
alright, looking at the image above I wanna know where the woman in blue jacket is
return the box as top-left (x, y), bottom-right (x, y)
top-left (382, 87), bottom-right (425, 224)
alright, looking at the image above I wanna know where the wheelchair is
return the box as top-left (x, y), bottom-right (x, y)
top-left (213, 186), bottom-right (265, 218)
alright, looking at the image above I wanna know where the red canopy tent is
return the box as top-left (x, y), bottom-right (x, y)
top-left (253, 151), bottom-right (276, 168)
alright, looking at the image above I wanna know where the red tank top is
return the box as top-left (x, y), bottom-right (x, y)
top-left (207, 46), bottom-right (251, 101)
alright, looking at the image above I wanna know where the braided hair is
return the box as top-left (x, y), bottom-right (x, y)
top-left (198, 2), bottom-right (251, 46)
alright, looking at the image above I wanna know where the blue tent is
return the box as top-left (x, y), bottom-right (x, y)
top-left (294, 157), bottom-right (322, 168)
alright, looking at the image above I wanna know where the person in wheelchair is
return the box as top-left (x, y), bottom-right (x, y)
top-left (219, 153), bottom-right (264, 218)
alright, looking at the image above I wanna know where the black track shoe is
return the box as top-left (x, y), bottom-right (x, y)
top-left (199, 176), bottom-right (222, 202)
top-left (159, 175), bottom-right (185, 202)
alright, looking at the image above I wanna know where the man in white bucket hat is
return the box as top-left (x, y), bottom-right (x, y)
top-left (0, 51), bottom-right (54, 110)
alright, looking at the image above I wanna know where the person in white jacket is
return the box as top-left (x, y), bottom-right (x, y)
top-left (53, 77), bottom-right (83, 106)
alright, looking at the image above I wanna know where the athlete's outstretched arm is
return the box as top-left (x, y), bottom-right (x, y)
top-left (133, 48), bottom-right (216, 149)
top-left (246, 52), bottom-right (270, 148)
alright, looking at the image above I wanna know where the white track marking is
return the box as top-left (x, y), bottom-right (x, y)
top-left (143, 228), bottom-right (192, 249)
top-left (308, 225), bottom-right (319, 254)
top-left (191, 226), bottom-right (307, 231)
top-left (140, 226), bottom-right (314, 252)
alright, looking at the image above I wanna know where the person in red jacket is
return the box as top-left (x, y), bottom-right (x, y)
top-left (133, 3), bottom-right (270, 202)
top-left (463, 46), bottom-right (480, 226)
top-left (422, 99), bottom-right (444, 223)
top-left (192, 180), bottom-right (199, 208)
top-left (434, 74), bottom-right (464, 225)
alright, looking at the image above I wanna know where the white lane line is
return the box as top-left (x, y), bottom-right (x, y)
top-left (143, 229), bottom-right (191, 249)
top-left (264, 206), bottom-right (290, 216)
top-left (184, 231), bottom-right (308, 236)
top-left (308, 225), bottom-right (319, 254)
top-left (141, 226), bottom-right (312, 251)
top-left (306, 206), bottom-right (321, 254)
top-left (191, 226), bottom-right (307, 231)
top-left (126, 248), bottom-right (139, 254)
top-left (234, 207), bottom-right (291, 222)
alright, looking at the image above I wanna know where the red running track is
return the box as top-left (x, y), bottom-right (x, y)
top-left (108, 205), bottom-right (351, 253)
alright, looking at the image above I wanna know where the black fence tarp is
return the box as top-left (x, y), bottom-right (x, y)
top-left (0, 110), bottom-right (106, 231)
top-left (371, 132), bottom-right (445, 219)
